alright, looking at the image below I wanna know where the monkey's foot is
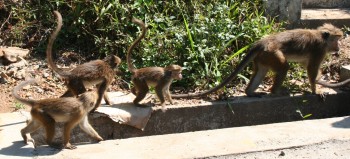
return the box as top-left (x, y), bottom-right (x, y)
top-left (26, 138), bottom-right (36, 147)
top-left (318, 92), bottom-right (329, 102)
top-left (64, 143), bottom-right (77, 150)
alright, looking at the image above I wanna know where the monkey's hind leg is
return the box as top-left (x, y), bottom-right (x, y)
top-left (132, 79), bottom-right (150, 107)
top-left (91, 80), bottom-right (109, 112)
top-left (245, 63), bottom-right (269, 97)
top-left (40, 115), bottom-right (58, 148)
top-left (270, 63), bottom-right (289, 96)
top-left (21, 119), bottom-right (41, 146)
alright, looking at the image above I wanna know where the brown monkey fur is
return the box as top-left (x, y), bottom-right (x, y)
top-left (172, 23), bottom-right (344, 98)
top-left (127, 18), bottom-right (183, 110)
top-left (46, 11), bottom-right (121, 111)
top-left (12, 79), bottom-right (103, 149)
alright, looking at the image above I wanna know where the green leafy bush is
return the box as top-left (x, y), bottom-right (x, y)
top-left (0, 0), bottom-right (284, 92)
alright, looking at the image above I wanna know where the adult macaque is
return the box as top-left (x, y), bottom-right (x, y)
top-left (172, 23), bottom-right (344, 98)
top-left (46, 11), bottom-right (121, 111)
top-left (127, 18), bottom-right (182, 111)
top-left (13, 79), bottom-right (103, 149)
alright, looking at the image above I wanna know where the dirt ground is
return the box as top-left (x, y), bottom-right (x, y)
top-left (1, 35), bottom-right (350, 113)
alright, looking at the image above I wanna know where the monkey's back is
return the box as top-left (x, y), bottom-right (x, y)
top-left (33, 98), bottom-right (84, 122)
top-left (133, 67), bottom-right (166, 83)
top-left (254, 29), bottom-right (326, 59)
top-left (68, 60), bottom-right (115, 81)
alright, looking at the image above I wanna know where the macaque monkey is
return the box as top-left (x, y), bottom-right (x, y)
top-left (172, 23), bottom-right (344, 98)
top-left (127, 18), bottom-right (183, 110)
top-left (12, 79), bottom-right (103, 149)
top-left (46, 11), bottom-right (121, 111)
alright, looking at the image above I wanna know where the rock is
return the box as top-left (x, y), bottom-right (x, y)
top-left (14, 69), bottom-right (26, 79)
top-left (23, 85), bottom-right (30, 90)
top-left (0, 72), bottom-right (9, 79)
top-left (0, 77), bottom-right (7, 84)
top-left (42, 72), bottom-right (50, 78)
top-left (0, 46), bottom-right (30, 63)
top-left (8, 57), bottom-right (28, 67)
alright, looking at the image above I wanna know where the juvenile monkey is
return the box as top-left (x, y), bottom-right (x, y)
top-left (127, 18), bottom-right (183, 110)
top-left (172, 23), bottom-right (344, 98)
top-left (12, 79), bottom-right (103, 149)
top-left (47, 11), bottom-right (121, 111)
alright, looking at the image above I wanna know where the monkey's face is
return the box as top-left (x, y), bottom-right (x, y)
top-left (166, 65), bottom-right (183, 80)
top-left (326, 35), bottom-right (342, 52)
top-left (105, 55), bottom-right (122, 68)
top-left (172, 71), bottom-right (183, 80)
top-left (113, 56), bottom-right (122, 66)
top-left (318, 23), bottom-right (343, 53)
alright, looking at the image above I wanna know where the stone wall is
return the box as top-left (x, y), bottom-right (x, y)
top-left (264, 0), bottom-right (302, 28)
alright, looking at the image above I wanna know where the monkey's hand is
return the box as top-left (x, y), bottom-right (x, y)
top-left (95, 136), bottom-right (103, 142)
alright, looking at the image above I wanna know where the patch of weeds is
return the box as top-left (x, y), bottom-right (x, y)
top-left (13, 102), bottom-right (25, 111)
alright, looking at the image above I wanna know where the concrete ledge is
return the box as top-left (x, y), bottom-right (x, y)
top-left (2, 112), bottom-right (350, 158)
top-left (300, 8), bottom-right (350, 28)
top-left (29, 90), bottom-right (350, 145)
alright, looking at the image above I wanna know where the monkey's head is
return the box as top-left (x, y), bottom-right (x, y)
top-left (78, 91), bottom-right (98, 111)
top-left (104, 55), bottom-right (122, 68)
top-left (317, 23), bottom-right (343, 52)
top-left (165, 64), bottom-right (183, 80)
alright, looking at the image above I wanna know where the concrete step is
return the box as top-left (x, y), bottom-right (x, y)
top-left (303, 0), bottom-right (350, 8)
top-left (20, 89), bottom-right (350, 146)
top-left (1, 112), bottom-right (350, 158)
top-left (300, 8), bottom-right (350, 28)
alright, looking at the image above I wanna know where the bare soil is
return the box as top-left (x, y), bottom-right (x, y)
top-left (1, 36), bottom-right (350, 113)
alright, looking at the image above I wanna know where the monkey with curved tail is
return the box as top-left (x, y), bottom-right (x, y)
top-left (127, 18), bottom-right (183, 111)
top-left (46, 11), bottom-right (121, 112)
top-left (13, 79), bottom-right (103, 149)
top-left (172, 23), bottom-right (349, 98)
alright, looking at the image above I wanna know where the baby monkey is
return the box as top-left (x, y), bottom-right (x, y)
top-left (13, 79), bottom-right (103, 149)
top-left (127, 18), bottom-right (183, 111)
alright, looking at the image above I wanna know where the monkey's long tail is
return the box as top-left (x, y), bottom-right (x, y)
top-left (317, 78), bottom-right (350, 88)
top-left (12, 79), bottom-right (37, 106)
top-left (46, 11), bottom-right (71, 77)
top-left (172, 45), bottom-right (260, 98)
top-left (127, 18), bottom-right (147, 74)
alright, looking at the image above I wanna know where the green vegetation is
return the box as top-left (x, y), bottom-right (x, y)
top-left (0, 0), bottom-right (284, 92)
top-left (13, 102), bottom-right (25, 111)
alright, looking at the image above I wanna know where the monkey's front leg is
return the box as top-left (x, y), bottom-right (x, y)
top-left (307, 67), bottom-right (327, 100)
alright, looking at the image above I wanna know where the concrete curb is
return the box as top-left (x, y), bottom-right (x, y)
top-left (1, 112), bottom-right (350, 158)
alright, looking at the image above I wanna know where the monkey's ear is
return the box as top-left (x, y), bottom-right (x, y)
top-left (322, 31), bottom-right (330, 39)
